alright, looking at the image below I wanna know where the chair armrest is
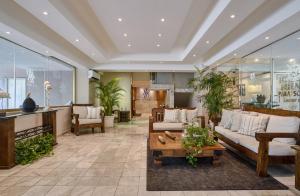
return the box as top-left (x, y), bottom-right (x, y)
top-left (255, 131), bottom-right (300, 142)
top-left (71, 114), bottom-right (79, 124)
top-left (196, 115), bottom-right (205, 128)
top-left (149, 116), bottom-right (154, 132)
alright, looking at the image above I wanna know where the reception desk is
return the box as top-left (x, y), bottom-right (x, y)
top-left (0, 110), bottom-right (57, 169)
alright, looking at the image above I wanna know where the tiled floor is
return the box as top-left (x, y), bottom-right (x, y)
top-left (0, 118), bottom-right (299, 196)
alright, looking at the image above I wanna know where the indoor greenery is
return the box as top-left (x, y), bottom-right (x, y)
top-left (182, 125), bottom-right (216, 167)
top-left (95, 78), bottom-right (125, 116)
top-left (15, 133), bottom-right (54, 165)
top-left (189, 67), bottom-right (235, 122)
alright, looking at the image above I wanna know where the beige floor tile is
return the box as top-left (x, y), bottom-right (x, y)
top-left (122, 168), bottom-right (142, 177)
top-left (22, 185), bottom-right (53, 196)
top-left (119, 176), bottom-right (140, 186)
top-left (0, 186), bottom-right (31, 196)
top-left (76, 177), bottom-right (100, 186)
top-left (36, 176), bottom-right (61, 186)
top-left (46, 186), bottom-right (74, 196)
top-left (92, 186), bottom-right (117, 196)
top-left (98, 177), bottom-right (120, 186)
top-left (56, 177), bottom-right (78, 186)
top-left (103, 168), bottom-right (123, 177)
top-left (115, 185), bottom-right (139, 196)
top-left (84, 168), bottom-right (106, 177)
top-left (0, 176), bottom-right (23, 186)
top-left (14, 176), bottom-right (41, 186)
top-left (161, 191), bottom-right (184, 196)
top-left (183, 191), bottom-right (206, 196)
top-left (70, 186), bottom-right (95, 196)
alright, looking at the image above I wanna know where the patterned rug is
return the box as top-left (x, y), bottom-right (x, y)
top-left (147, 144), bottom-right (288, 191)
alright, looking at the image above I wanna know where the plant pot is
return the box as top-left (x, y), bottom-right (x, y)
top-left (104, 116), bottom-right (115, 128)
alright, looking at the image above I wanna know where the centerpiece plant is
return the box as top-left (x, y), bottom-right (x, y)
top-left (182, 125), bottom-right (216, 167)
top-left (188, 67), bottom-right (236, 123)
top-left (95, 78), bottom-right (125, 127)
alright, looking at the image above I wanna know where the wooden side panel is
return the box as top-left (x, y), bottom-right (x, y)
top-left (0, 118), bottom-right (15, 169)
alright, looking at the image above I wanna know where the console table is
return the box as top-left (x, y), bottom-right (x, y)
top-left (0, 110), bottom-right (57, 169)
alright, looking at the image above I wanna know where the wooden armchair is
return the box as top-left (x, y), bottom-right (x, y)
top-left (71, 104), bottom-right (105, 136)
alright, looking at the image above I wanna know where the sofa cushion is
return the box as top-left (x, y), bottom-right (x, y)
top-left (72, 118), bottom-right (102, 125)
top-left (164, 109), bottom-right (180, 123)
top-left (219, 109), bottom-right (233, 128)
top-left (73, 106), bottom-right (88, 119)
top-left (87, 107), bottom-right (101, 119)
top-left (230, 111), bottom-right (243, 131)
top-left (215, 126), bottom-right (243, 144)
top-left (238, 136), bottom-right (295, 156)
top-left (179, 109), bottom-right (187, 123)
top-left (266, 116), bottom-right (300, 145)
top-left (153, 122), bottom-right (183, 131)
top-left (186, 109), bottom-right (198, 123)
top-left (238, 114), bottom-right (269, 137)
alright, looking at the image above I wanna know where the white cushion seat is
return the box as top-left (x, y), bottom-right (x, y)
top-left (72, 118), bottom-right (102, 125)
top-left (238, 136), bottom-right (295, 156)
top-left (215, 126), bottom-right (245, 144)
top-left (153, 122), bottom-right (184, 131)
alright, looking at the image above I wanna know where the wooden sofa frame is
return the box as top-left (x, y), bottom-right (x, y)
top-left (214, 105), bottom-right (300, 177)
top-left (149, 107), bottom-right (205, 132)
top-left (71, 104), bottom-right (105, 136)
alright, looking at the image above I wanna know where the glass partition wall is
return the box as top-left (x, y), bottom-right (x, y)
top-left (0, 37), bottom-right (75, 109)
top-left (216, 30), bottom-right (300, 111)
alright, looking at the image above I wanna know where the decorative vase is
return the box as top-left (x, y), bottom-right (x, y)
top-left (104, 116), bottom-right (115, 128)
top-left (22, 93), bottom-right (39, 113)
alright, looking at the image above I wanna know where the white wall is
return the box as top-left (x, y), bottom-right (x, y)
top-left (76, 67), bottom-right (90, 104)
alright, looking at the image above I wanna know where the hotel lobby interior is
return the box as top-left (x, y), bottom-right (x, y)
top-left (1, 0), bottom-right (300, 195)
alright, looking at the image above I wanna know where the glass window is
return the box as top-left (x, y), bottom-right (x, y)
top-left (0, 37), bottom-right (75, 109)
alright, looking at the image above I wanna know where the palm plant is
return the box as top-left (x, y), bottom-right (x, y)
top-left (189, 67), bottom-right (235, 122)
top-left (95, 78), bottom-right (125, 116)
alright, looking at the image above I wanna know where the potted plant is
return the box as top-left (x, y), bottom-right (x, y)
top-left (189, 67), bottom-right (236, 124)
top-left (95, 78), bottom-right (124, 127)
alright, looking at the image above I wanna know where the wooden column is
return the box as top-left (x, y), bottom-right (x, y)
top-left (256, 140), bottom-right (269, 177)
top-left (291, 146), bottom-right (300, 190)
top-left (42, 111), bottom-right (57, 145)
top-left (0, 117), bottom-right (16, 169)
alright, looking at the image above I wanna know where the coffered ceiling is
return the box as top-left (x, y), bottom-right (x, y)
top-left (0, 0), bottom-right (300, 72)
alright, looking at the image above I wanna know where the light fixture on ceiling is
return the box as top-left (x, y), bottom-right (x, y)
top-left (156, 44), bottom-right (160, 47)
top-left (265, 36), bottom-right (270, 40)
top-left (193, 54), bottom-right (196, 57)
top-left (43, 11), bottom-right (48, 16)
top-left (289, 58), bottom-right (295, 63)
top-left (118, 18), bottom-right (123, 22)
top-left (160, 18), bottom-right (165, 22)
top-left (254, 58), bottom-right (259, 62)
top-left (5, 31), bottom-right (10, 34)
top-left (297, 37), bottom-right (300, 40)
top-left (233, 53), bottom-right (237, 56)
top-left (123, 33), bottom-right (128, 37)
top-left (158, 33), bottom-right (162, 37)
top-left (206, 40), bottom-right (210, 44)
top-left (75, 39), bottom-right (79, 42)
top-left (127, 43), bottom-right (131, 47)
top-left (45, 50), bottom-right (49, 54)
top-left (230, 14), bottom-right (235, 19)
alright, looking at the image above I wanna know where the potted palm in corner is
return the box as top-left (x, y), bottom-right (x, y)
top-left (95, 78), bottom-right (124, 128)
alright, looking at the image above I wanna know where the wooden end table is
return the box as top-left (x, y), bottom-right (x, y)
top-left (149, 132), bottom-right (225, 166)
top-left (291, 145), bottom-right (300, 190)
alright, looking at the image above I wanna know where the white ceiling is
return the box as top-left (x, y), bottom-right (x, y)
top-left (0, 0), bottom-right (299, 72)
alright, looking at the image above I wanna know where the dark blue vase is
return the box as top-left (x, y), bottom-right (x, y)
top-left (22, 94), bottom-right (38, 113)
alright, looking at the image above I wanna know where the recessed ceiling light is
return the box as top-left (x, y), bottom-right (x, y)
top-left (254, 58), bottom-right (259, 62)
top-left (193, 54), bottom-right (196, 57)
top-left (45, 50), bottom-right (49, 54)
top-left (118, 18), bottom-right (122, 22)
top-left (233, 53), bottom-right (237, 56)
top-left (206, 40), bottom-right (210, 44)
top-left (127, 43), bottom-right (131, 47)
top-left (43, 11), bottom-right (48, 16)
top-left (297, 37), bottom-right (300, 40)
top-left (289, 58), bottom-right (295, 63)
top-left (160, 18), bottom-right (165, 22)
top-left (230, 14), bottom-right (235, 18)
top-left (158, 33), bottom-right (162, 37)
top-left (265, 36), bottom-right (270, 40)
top-left (123, 33), bottom-right (128, 37)
top-left (156, 44), bottom-right (160, 47)
top-left (5, 31), bottom-right (10, 34)
top-left (75, 39), bottom-right (79, 42)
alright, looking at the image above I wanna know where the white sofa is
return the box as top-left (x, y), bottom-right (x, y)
top-left (214, 107), bottom-right (300, 177)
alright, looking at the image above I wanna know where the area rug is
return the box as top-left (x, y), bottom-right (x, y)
top-left (147, 144), bottom-right (288, 191)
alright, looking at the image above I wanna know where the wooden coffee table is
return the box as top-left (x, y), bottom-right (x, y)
top-left (149, 132), bottom-right (226, 166)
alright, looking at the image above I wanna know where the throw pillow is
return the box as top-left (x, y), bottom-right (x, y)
top-left (87, 107), bottom-right (101, 119)
top-left (266, 116), bottom-right (300, 144)
top-left (230, 111), bottom-right (242, 131)
top-left (164, 109), bottom-right (179, 123)
top-left (219, 109), bottom-right (233, 129)
top-left (238, 114), bottom-right (269, 137)
top-left (179, 109), bottom-right (187, 123)
top-left (186, 109), bottom-right (198, 123)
